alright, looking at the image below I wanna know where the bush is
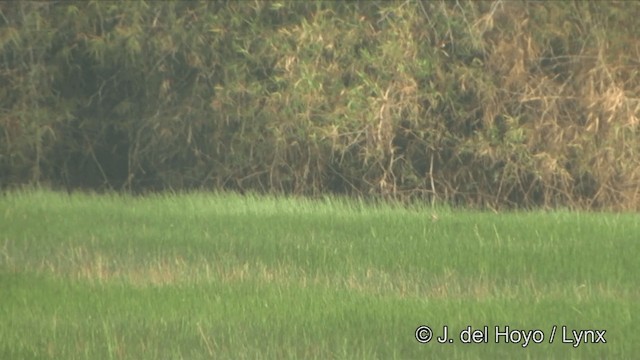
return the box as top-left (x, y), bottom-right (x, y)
top-left (1, 1), bottom-right (639, 209)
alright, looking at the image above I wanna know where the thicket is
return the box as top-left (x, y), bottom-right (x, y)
top-left (1, 1), bottom-right (639, 209)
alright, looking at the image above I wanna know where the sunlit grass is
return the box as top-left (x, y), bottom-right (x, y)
top-left (1, 189), bottom-right (638, 359)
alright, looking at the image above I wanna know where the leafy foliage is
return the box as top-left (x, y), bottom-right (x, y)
top-left (1, 1), bottom-right (639, 209)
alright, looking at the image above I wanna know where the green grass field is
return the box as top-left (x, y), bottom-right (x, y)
top-left (1, 190), bottom-right (638, 359)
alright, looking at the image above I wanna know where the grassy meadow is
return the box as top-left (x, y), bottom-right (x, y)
top-left (1, 190), bottom-right (638, 359)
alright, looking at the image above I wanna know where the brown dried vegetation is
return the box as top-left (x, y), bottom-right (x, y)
top-left (1, 1), bottom-right (639, 209)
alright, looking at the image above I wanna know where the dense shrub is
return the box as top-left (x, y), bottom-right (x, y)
top-left (1, 1), bottom-right (639, 209)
